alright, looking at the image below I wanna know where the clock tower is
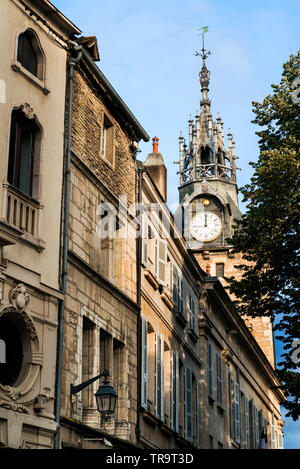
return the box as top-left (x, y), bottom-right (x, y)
top-left (176, 37), bottom-right (275, 367)
top-left (177, 39), bottom-right (241, 276)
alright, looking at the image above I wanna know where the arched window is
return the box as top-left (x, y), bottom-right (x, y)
top-left (7, 107), bottom-right (41, 198)
top-left (17, 29), bottom-right (44, 80)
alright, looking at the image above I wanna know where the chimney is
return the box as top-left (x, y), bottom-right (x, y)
top-left (143, 137), bottom-right (167, 202)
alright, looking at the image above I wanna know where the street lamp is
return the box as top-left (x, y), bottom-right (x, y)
top-left (70, 369), bottom-right (117, 420)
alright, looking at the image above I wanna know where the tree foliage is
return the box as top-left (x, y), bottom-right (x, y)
top-left (227, 52), bottom-right (300, 420)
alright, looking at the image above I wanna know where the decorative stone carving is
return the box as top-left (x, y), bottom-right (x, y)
top-left (20, 103), bottom-right (35, 120)
top-left (9, 284), bottom-right (30, 312)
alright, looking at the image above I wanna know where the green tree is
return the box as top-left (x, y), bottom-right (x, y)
top-left (227, 52), bottom-right (300, 420)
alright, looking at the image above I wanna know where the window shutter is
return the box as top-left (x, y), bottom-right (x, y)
top-left (141, 215), bottom-right (149, 266)
top-left (161, 336), bottom-right (165, 421)
top-left (277, 430), bottom-right (284, 449)
top-left (271, 424), bottom-right (276, 449)
top-left (216, 352), bottom-right (222, 404)
top-left (141, 316), bottom-right (148, 409)
top-left (171, 351), bottom-right (179, 432)
top-left (184, 366), bottom-right (193, 443)
top-left (172, 264), bottom-right (178, 307)
top-left (207, 342), bottom-right (212, 395)
top-left (155, 334), bottom-right (164, 420)
top-left (189, 292), bottom-right (195, 330)
top-left (179, 277), bottom-right (184, 314)
top-left (234, 382), bottom-right (241, 443)
top-left (245, 395), bottom-right (250, 448)
top-left (196, 380), bottom-right (201, 448)
top-left (156, 239), bottom-right (168, 286)
top-left (252, 405), bottom-right (259, 448)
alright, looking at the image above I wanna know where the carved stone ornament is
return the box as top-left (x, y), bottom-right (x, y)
top-left (20, 103), bottom-right (35, 120)
top-left (9, 284), bottom-right (30, 312)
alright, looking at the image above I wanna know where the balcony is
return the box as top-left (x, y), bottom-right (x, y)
top-left (1, 185), bottom-right (45, 251)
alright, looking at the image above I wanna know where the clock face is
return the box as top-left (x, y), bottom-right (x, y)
top-left (190, 211), bottom-right (222, 242)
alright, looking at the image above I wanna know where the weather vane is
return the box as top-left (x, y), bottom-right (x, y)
top-left (195, 26), bottom-right (211, 63)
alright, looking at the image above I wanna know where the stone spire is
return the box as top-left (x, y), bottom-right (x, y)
top-left (175, 37), bottom-right (239, 190)
top-left (198, 36), bottom-right (211, 112)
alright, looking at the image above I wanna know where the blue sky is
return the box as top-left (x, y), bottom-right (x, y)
top-left (52, 0), bottom-right (300, 448)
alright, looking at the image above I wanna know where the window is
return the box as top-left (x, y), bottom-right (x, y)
top-left (156, 239), bottom-right (168, 286)
top-left (216, 352), bottom-right (222, 404)
top-left (155, 333), bottom-right (165, 420)
top-left (17, 31), bottom-right (37, 76)
top-left (8, 108), bottom-right (40, 198)
top-left (0, 314), bottom-right (23, 386)
top-left (101, 114), bottom-right (115, 166)
top-left (244, 395), bottom-right (250, 448)
top-left (172, 264), bottom-right (184, 315)
top-left (141, 315), bottom-right (149, 409)
top-left (196, 380), bottom-right (201, 448)
top-left (216, 263), bottom-right (224, 278)
top-left (171, 350), bottom-right (180, 432)
top-left (188, 292), bottom-right (196, 331)
top-left (218, 441), bottom-right (223, 449)
top-left (270, 414), bottom-right (276, 449)
top-left (251, 404), bottom-right (259, 448)
top-left (277, 430), bottom-right (284, 449)
top-left (234, 382), bottom-right (241, 443)
top-left (17, 29), bottom-right (44, 81)
top-left (184, 366), bottom-right (193, 443)
top-left (209, 435), bottom-right (214, 449)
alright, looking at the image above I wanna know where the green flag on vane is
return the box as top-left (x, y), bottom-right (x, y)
top-left (201, 26), bottom-right (209, 33)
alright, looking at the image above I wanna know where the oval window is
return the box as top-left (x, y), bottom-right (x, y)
top-left (0, 315), bottom-right (23, 386)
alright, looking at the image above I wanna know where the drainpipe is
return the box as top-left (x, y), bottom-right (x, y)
top-left (135, 160), bottom-right (146, 446)
top-left (54, 41), bottom-right (82, 450)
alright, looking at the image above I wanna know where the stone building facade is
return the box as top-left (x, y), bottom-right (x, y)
top-left (137, 140), bottom-right (284, 449)
top-left (56, 37), bottom-right (150, 449)
top-left (0, 0), bottom-right (81, 448)
top-left (0, 1), bottom-right (285, 451)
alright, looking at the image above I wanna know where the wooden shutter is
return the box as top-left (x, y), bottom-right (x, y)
top-left (271, 424), bottom-right (276, 449)
top-left (277, 430), bottom-right (284, 449)
top-left (245, 395), bottom-right (250, 448)
top-left (227, 368), bottom-right (232, 437)
top-left (141, 215), bottom-right (149, 266)
top-left (252, 405), bottom-right (259, 448)
top-left (179, 277), bottom-right (184, 314)
top-left (171, 351), bottom-right (180, 432)
top-left (196, 380), bottom-right (201, 448)
top-left (141, 316), bottom-right (148, 409)
top-left (172, 264), bottom-right (178, 307)
top-left (189, 292), bottom-right (195, 330)
top-left (185, 366), bottom-right (193, 443)
top-left (234, 382), bottom-right (241, 443)
top-left (156, 239), bottom-right (168, 286)
top-left (207, 341), bottom-right (212, 395)
top-left (155, 334), bottom-right (164, 420)
top-left (216, 352), bottom-right (222, 404)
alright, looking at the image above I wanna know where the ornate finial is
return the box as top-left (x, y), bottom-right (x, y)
top-left (195, 27), bottom-right (211, 111)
